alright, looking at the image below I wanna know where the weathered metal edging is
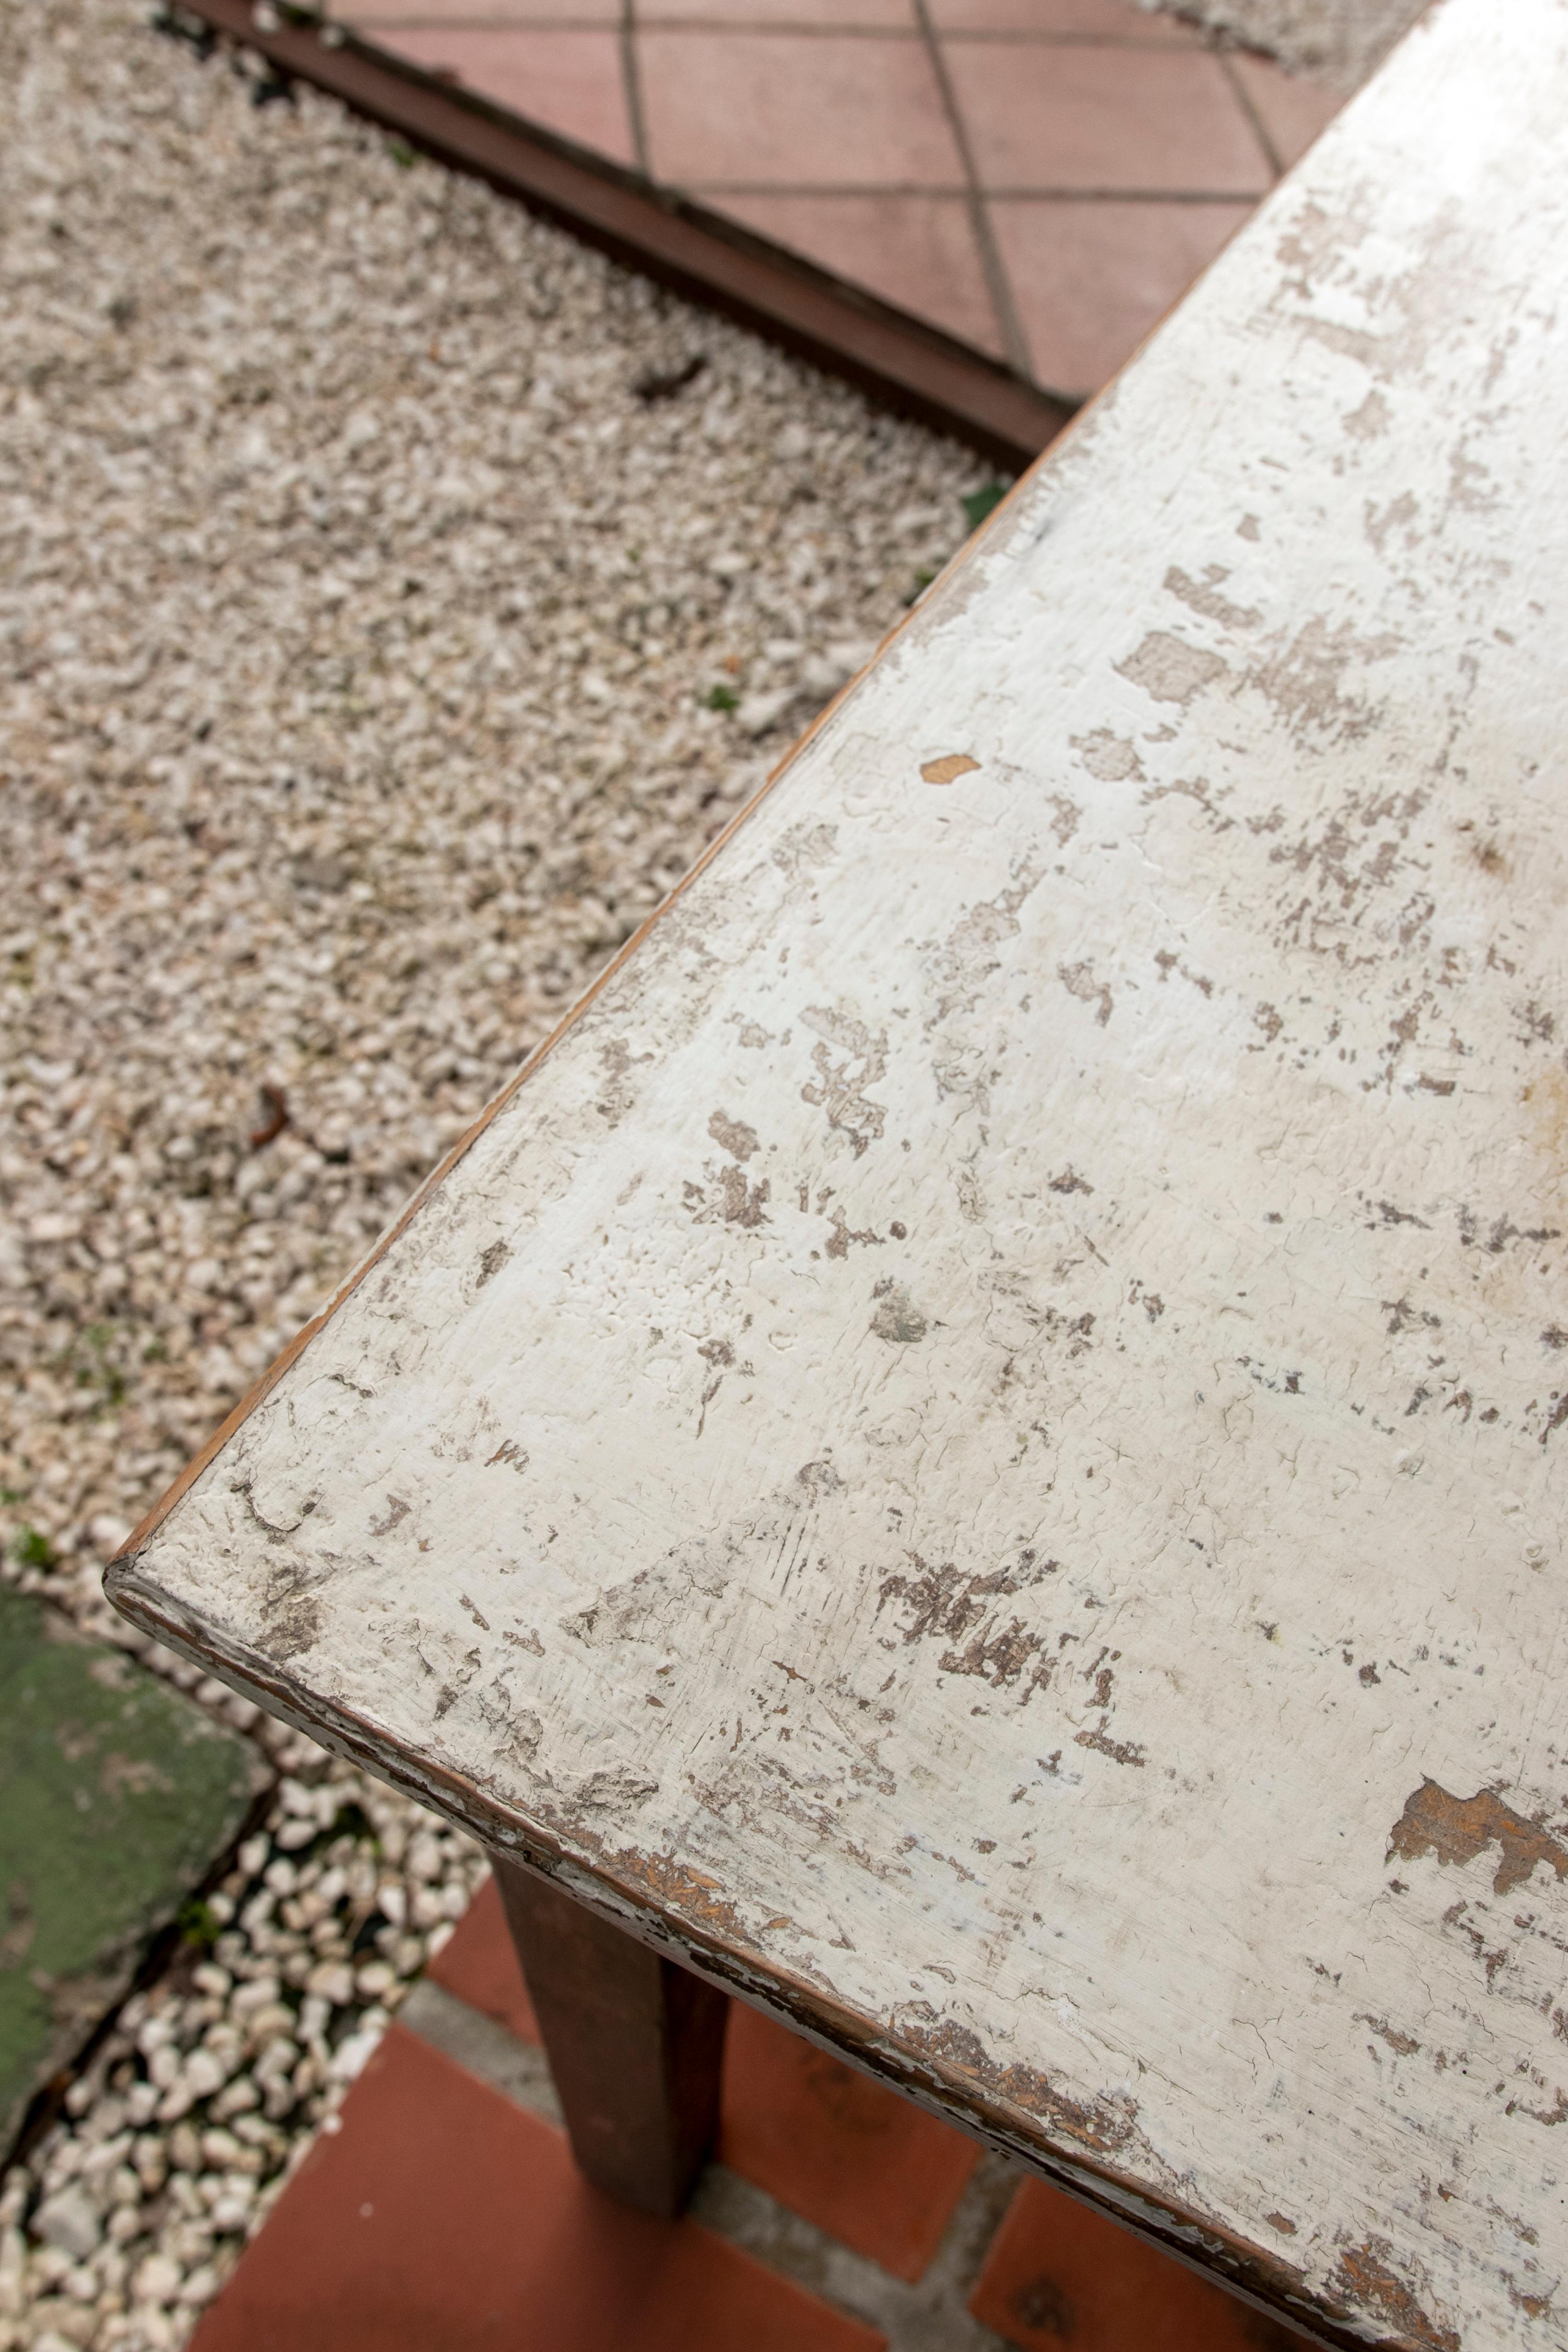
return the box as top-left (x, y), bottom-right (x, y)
top-left (160, 0), bottom-right (1075, 470)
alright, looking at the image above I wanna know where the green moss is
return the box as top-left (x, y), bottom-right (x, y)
top-left (0, 1592), bottom-right (266, 2150)
top-left (962, 481), bottom-right (1008, 532)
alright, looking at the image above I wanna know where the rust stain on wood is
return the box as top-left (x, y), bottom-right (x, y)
top-left (1387, 1779), bottom-right (1568, 1897)
top-left (1329, 2240), bottom-right (1459, 2352)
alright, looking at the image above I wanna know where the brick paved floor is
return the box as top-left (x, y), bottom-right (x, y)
top-left (190, 1875), bottom-right (1307, 2350)
top-left (323, 0), bottom-right (1345, 399)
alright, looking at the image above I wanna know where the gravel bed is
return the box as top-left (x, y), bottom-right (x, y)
top-left (0, 0), bottom-right (991, 2340)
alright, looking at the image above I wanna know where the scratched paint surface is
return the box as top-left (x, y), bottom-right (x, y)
top-left (112, 2), bottom-right (1568, 2340)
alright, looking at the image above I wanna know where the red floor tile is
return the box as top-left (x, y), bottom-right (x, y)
top-left (640, 30), bottom-right (964, 188)
top-left (1229, 52), bottom-right (1345, 172)
top-left (191, 2025), bottom-right (885, 2352)
top-left (340, 0), bottom-right (616, 18)
top-left (640, 0), bottom-right (915, 18)
top-left (720, 191), bottom-right (1005, 354)
top-left (928, 0), bottom-right (1198, 32)
top-left (719, 2002), bottom-right (980, 2282)
top-left (947, 41), bottom-right (1271, 193)
top-left (970, 2178), bottom-right (1304, 2351)
top-left (430, 1877), bottom-right (977, 2277)
top-left (990, 194), bottom-right (1250, 394)
top-left (375, 26), bottom-right (635, 164)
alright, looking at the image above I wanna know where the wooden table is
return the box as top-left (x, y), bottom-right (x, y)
top-left (109, 1), bottom-right (1568, 2340)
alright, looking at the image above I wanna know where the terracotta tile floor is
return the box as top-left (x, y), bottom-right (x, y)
top-left (326, 0), bottom-right (1345, 400)
top-left (193, 1873), bottom-right (1308, 2350)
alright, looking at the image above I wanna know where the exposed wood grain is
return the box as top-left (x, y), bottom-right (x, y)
top-left (491, 1855), bottom-right (729, 2217)
top-left (109, 1), bottom-right (1568, 2340)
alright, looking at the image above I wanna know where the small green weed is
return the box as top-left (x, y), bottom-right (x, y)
top-left (177, 1898), bottom-right (221, 1950)
top-left (962, 481), bottom-right (1008, 532)
top-left (67, 1322), bottom-right (131, 1412)
top-left (703, 684), bottom-right (740, 713)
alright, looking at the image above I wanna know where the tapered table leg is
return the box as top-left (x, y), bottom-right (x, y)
top-left (489, 1853), bottom-right (729, 2218)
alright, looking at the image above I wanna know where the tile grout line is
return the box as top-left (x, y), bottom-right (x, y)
top-left (1216, 49), bottom-right (1283, 181)
top-left (622, 0), bottom-right (651, 178)
top-left (398, 1979), bottom-right (1020, 2352)
top-left (337, 16), bottom-right (1214, 39)
top-left (669, 180), bottom-right (1264, 203)
top-left (907, 0), bottom-right (1034, 389)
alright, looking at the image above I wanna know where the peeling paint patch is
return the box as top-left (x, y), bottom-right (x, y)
top-left (1247, 617), bottom-right (1401, 743)
top-left (1059, 960), bottom-right (1113, 1027)
top-left (1075, 1725), bottom-right (1147, 1768)
top-left (1387, 1779), bottom-right (1568, 1896)
top-left (896, 2010), bottom-right (1144, 2159)
top-left (1358, 2012), bottom-right (1421, 2057)
top-left (800, 1005), bottom-right (888, 1157)
top-left (595, 1037), bottom-right (652, 1127)
top-left (575, 1765), bottom-right (659, 1812)
top-left (870, 1282), bottom-right (927, 1344)
top-left (708, 1109), bottom-right (760, 1161)
top-left (921, 753), bottom-right (981, 785)
top-left (686, 1166), bottom-right (770, 1228)
top-left (1163, 565), bottom-right (1262, 631)
top-left (878, 1551), bottom-right (1056, 1697)
top-left (1329, 2240), bottom-right (1459, 2352)
top-left (1116, 631), bottom-right (1229, 706)
top-left (1073, 728), bottom-right (1144, 783)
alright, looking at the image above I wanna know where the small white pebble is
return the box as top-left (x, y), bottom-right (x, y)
top-left (305, 1963), bottom-right (354, 2009)
top-left (405, 1835), bottom-right (445, 1884)
top-left (132, 2254), bottom-right (181, 2306)
top-left (410, 1886), bottom-right (445, 1930)
top-left (181, 2051), bottom-right (229, 2101)
top-left (210, 2077), bottom-right (261, 2123)
top-left (34, 2186), bottom-right (102, 2261)
top-left (178, 2261), bottom-right (221, 2307)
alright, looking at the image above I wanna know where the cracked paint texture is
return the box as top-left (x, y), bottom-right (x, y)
top-left (111, 1), bottom-right (1568, 2341)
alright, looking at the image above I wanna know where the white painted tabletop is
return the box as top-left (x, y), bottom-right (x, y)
top-left (111, 2), bottom-right (1568, 2339)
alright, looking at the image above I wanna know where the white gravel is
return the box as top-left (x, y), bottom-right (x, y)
top-left (0, 0), bottom-right (992, 2341)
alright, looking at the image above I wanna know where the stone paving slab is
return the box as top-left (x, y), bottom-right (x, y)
top-left (0, 1594), bottom-right (268, 2158)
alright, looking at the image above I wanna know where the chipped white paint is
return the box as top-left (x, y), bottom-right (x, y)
top-left (111, 3), bottom-right (1568, 2340)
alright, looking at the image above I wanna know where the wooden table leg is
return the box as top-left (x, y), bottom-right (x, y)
top-left (489, 1853), bottom-right (729, 2218)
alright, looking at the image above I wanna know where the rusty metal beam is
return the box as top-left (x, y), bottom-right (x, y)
top-left (157, 0), bottom-right (1074, 472)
